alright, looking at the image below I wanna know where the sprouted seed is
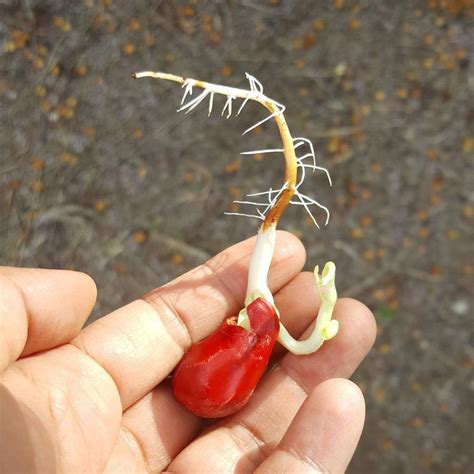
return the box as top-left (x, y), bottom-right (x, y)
top-left (133, 70), bottom-right (339, 416)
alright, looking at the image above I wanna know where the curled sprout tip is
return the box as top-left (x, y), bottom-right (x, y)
top-left (277, 261), bottom-right (338, 355)
top-left (314, 262), bottom-right (339, 340)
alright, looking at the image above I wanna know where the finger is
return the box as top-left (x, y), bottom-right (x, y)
top-left (115, 381), bottom-right (202, 472)
top-left (0, 267), bottom-right (96, 373)
top-left (72, 231), bottom-right (306, 410)
top-left (255, 379), bottom-right (365, 473)
top-left (168, 297), bottom-right (375, 472)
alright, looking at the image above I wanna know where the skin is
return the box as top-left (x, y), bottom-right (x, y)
top-left (0, 231), bottom-right (376, 473)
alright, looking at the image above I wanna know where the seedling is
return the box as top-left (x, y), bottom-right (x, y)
top-left (133, 70), bottom-right (338, 417)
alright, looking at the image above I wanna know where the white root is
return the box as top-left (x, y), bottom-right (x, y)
top-left (181, 81), bottom-right (193, 104)
top-left (223, 211), bottom-right (265, 221)
top-left (177, 89), bottom-right (209, 114)
top-left (208, 92), bottom-right (214, 117)
top-left (235, 136), bottom-right (332, 227)
top-left (133, 69), bottom-right (338, 356)
top-left (222, 95), bottom-right (236, 119)
top-left (240, 148), bottom-right (284, 155)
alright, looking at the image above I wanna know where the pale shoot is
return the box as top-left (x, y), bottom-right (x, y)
top-left (277, 262), bottom-right (338, 355)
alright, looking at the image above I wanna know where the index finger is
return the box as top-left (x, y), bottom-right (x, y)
top-left (0, 267), bottom-right (97, 374)
top-left (72, 231), bottom-right (306, 410)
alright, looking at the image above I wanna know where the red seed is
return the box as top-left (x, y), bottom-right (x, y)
top-left (172, 297), bottom-right (279, 418)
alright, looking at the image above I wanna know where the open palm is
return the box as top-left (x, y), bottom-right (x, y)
top-left (0, 232), bottom-right (375, 473)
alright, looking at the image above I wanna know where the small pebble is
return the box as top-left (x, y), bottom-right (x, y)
top-left (451, 299), bottom-right (469, 316)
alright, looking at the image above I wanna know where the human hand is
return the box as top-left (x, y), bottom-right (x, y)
top-left (0, 232), bottom-right (375, 473)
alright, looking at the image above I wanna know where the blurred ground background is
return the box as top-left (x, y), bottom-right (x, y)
top-left (1, 0), bottom-right (473, 472)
